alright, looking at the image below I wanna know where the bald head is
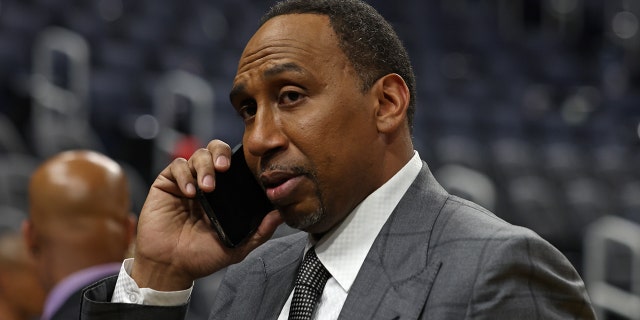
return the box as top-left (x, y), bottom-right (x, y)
top-left (29, 150), bottom-right (130, 227)
top-left (24, 150), bottom-right (136, 291)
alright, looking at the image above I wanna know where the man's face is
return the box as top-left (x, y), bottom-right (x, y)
top-left (231, 14), bottom-right (384, 235)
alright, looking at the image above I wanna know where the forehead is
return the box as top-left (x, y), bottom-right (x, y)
top-left (236, 14), bottom-right (344, 76)
top-left (255, 13), bottom-right (335, 41)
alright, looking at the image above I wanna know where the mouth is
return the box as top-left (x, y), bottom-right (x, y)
top-left (260, 170), bottom-right (305, 204)
top-left (260, 170), bottom-right (295, 188)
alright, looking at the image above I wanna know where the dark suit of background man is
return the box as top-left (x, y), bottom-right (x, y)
top-left (79, 0), bottom-right (597, 318)
top-left (23, 150), bottom-right (136, 320)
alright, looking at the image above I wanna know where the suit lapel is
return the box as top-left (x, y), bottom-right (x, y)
top-left (214, 233), bottom-right (306, 320)
top-left (339, 163), bottom-right (449, 319)
top-left (255, 236), bottom-right (306, 320)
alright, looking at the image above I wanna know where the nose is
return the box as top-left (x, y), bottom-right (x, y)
top-left (243, 103), bottom-right (287, 160)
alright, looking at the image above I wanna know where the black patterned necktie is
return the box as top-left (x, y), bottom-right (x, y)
top-left (288, 248), bottom-right (331, 320)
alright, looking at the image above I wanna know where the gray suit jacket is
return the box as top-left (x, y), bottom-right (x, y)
top-left (81, 162), bottom-right (595, 319)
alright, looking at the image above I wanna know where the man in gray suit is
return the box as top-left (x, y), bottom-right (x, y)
top-left (80, 0), bottom-right (596, 318)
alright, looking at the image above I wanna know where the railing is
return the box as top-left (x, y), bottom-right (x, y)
top-left (152, 70), bottom-right (215, 175)
top-left (584, 215), bottom-right (640, 319)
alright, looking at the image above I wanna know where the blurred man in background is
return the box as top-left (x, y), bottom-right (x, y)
top-left (0, 231), bottom-right (45, 320)
top-left (22, 150), bottom-right (136, 320)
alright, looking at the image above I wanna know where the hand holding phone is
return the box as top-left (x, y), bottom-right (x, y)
top-left (196, 144), bottom-right (275, 247)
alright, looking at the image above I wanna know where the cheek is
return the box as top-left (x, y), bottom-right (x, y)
top-left (295, 104), bottom-right (365, 145)
top-left (292, 98), bottom-right (375, 171)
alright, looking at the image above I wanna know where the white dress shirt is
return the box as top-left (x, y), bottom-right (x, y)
top-left (113, 152), bottom-right (423, 320)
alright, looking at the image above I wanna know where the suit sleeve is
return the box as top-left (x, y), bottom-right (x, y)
top-left (80, 276), bottom-right (189, 320)
top-left (465, 230), bottom-right (596, 319)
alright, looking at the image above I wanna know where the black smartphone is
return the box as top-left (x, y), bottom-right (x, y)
top-left (196, 144), bottom-right (275, 248)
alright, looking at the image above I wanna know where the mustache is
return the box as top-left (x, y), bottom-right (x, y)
top-left (260, 163), bottom-right (316, 178)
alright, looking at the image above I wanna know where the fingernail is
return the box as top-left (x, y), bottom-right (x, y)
top-left (215, 155), bottom-right (229, 167)
top-left (202, 175), bottom-right (214, 188)
top-left (186, 183), bottom-right (196, 195)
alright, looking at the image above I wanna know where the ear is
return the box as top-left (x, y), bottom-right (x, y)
top-left (373, 73), bottom-right (410, 134)
top-left (21, 220), bottom-right (39, 257)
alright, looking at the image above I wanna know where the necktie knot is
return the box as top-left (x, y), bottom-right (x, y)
top-left (288, 248), bottom-right (330, 320)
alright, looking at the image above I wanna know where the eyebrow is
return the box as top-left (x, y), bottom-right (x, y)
top-left (263, 62), bottom-right (305, 78)
top-left (229, 62), bottom-right (306, 103)
top-left (229, 83), bottom-right (246, 105)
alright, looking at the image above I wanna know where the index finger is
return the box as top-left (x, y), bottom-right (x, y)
top-left (188, 140), bottom-right (232, 193)
top-left (206, 139), bottom-right (232, 172)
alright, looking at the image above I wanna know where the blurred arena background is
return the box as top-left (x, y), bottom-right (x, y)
top-left (0, 0), bottom-right (639, 318)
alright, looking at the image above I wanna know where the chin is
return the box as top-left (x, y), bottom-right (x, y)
top-left (280, 205), bottom-right (325, 233)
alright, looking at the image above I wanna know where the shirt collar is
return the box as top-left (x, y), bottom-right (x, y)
top-left (311, 151), bottom-right (422, 292)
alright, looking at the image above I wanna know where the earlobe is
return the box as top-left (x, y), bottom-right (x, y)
top-left (374, 73), bottom-right (410, 133)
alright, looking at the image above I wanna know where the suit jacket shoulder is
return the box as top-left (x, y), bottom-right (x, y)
top-left (341, 162), bottom-right (595, 319)
top-left (428, 195), bottom-right (595, 318)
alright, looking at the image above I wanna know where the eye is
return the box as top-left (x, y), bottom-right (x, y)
top-left (279, 90), bottom-right (304, 106)
top-left (238, 100), bottom-right (257, 119)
